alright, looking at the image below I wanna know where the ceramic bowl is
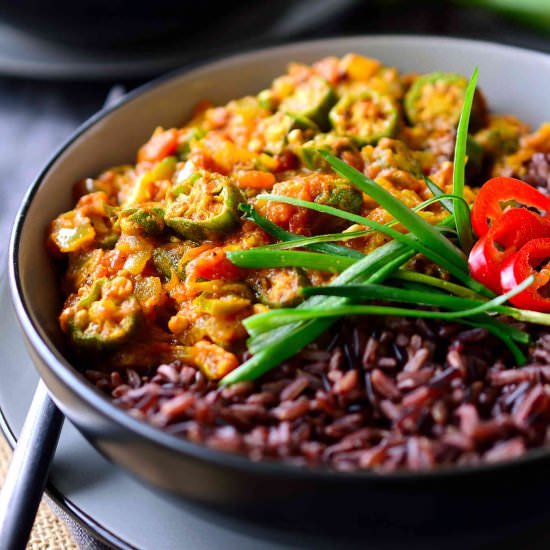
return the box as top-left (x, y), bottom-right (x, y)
top-left (9, 36), bottom-right (550, 536)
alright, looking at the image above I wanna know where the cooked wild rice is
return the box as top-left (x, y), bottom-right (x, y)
top-left (86, 317), bottom-right (550, 471)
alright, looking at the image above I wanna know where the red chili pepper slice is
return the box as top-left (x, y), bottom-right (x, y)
top-left (471, 177), bottom-right (550, 237)
top-left (500, 238), bottom-right (550, 312)
top-left (468, 208), bottom-right (550, 293)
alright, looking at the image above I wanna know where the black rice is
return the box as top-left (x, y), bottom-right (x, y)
top-left (86, 317), bottom-right (550, 471)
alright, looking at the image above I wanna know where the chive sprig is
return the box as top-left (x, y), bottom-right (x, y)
top-left (220, 68), bottom-right (538, 385)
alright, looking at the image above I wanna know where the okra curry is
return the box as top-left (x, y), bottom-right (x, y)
top-left (48, 54), bottom-right (550, 468)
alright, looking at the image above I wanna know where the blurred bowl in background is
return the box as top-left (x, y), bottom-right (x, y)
top-left (0, 0), bottom-right (362, 80)
top-left (0, 0), bottom-right (244, 49)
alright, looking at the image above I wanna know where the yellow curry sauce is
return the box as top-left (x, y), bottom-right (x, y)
top-left (48, 53), bottom-right (547, 380)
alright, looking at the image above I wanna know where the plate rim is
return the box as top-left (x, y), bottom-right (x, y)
top-left (0, 402), bottom-right (135, 550)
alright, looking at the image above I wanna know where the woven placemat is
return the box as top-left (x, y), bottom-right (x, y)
top-left (0, 434), bottom-right (77, 550)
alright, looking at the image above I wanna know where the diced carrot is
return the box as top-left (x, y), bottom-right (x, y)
top-left (235, 170), bottom-right (276, 189)
top-left (137, 128), bottom-right (179, 163)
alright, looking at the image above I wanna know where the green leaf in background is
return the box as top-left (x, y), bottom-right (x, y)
top-left (457, 0), bottom-right (550, 34)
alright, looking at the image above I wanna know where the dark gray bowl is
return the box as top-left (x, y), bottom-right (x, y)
top-left (9, 36), bottom-right (550, 539)
top-left (0, 0), bottom-right (235, 48)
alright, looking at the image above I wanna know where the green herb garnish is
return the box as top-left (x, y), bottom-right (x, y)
top-left (453, 67), bottom-right (478, 252)
top-left (221, 239), bottom-right (414, 385)
top-left (246, 276), bottom-right (534, 335)
top-left (423, 176), bottom-right (455, 214)
top-left (317, 151), bottom-right (468, 271)
top-left (244, 194), bottom-right (463, 254)
top-left (226, 249), bottom-right (355, 273)
top-left (220, 68), bottom-right (540, 386)
top-left (239, 203), bottom-right (364, 259)
top-left (253, 192), bottom-right (491, 297)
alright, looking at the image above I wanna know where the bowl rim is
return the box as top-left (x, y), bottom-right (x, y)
top-left (9, 34), bottom-right (550, 483)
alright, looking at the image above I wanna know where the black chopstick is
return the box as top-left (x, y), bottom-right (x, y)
top-left (0, 382), bottom-right (64, 550)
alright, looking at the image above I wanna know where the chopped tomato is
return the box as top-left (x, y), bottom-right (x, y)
top-left (188, 150), bottom-right (227, 174)
top-left (137, 128), bottom-right (179, 163)
top-left (75, 191), bottom-right (111, 217)
top-left (187, 248), bottom-right (242, 282)
top-left (500, 238), bottom-right (550, 312)
top-left (471, 177), bottom-right (550, 237)
top-left (341, 150), bottom-right (364, 172)
top-left (468, 208), bottom-right (550, 292)
top-left (273, 151), bottom-right (298, 172)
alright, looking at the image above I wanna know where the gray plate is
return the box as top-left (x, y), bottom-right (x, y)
top-left (0, 272), bottom-right (318, 549)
